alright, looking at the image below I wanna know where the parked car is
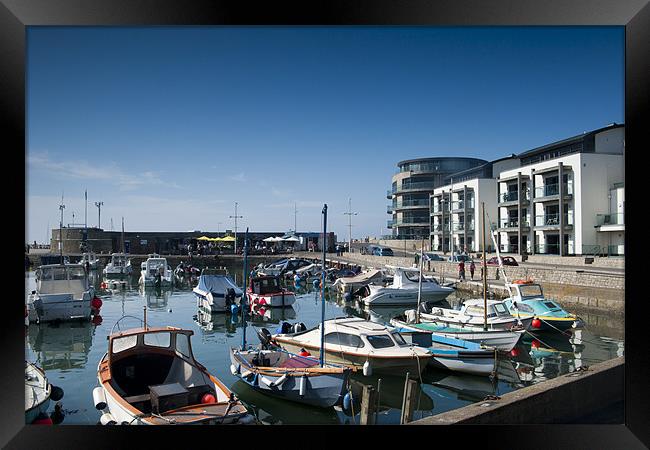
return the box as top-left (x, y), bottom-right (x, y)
top-left (422, 252), bottom-right (445, 262)
top-left (486, 256), bottom-right (519, 266)
top-left (447, 254), bottom-right (473, 263)
top-left (372, 246), bottom-right (394, 257)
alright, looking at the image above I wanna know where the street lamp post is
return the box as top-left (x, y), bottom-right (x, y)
top-left (95, 201), bottom-right (103, 229)
top-left (229, 202), bottom-right (243, 253)
top-left (343, 198), bottom-right (357, 254)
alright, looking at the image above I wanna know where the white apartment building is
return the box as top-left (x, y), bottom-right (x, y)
top-left (495, 124), bottom-right (624, 256)
top-left (430, 157), bottom-right (520, 253)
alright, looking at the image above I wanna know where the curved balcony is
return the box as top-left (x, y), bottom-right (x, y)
top-left (394, 181), bottom-right (436, 194)
top-left (392, 218), bottom-right (431, 227)
top-left (392, 199), bottom-right (430, 212)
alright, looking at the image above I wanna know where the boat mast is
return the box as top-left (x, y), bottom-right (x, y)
top-left (482, 202), bottom-right (487, 331)
top-left (59, 193), bottom-right (65, 265)
top-left (416, 238), bottom-right (424, 323)
top-left (241, 228), bottom-right (249, 350)
top-left (319, 204), bottom-right (328, 367)
top-left (486, 211), bottom-right (512, 296)
top-left (121, 217), bottom-right (125, 253)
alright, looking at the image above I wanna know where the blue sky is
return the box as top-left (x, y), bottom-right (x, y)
top-left (26, 26), bottom-right (624, 243)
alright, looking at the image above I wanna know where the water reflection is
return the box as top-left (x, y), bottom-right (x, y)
top-left (139, 285), bottom-right (171, 310)
top-left (248, 306), bottom-right (297, 325)
top-left (27, 321), bottom-right (95, 371)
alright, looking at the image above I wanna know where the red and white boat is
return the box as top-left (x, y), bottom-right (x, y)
top-left (247, 276), bottom-right (296, 309)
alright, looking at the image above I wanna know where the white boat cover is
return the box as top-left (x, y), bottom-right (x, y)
top-left (196, 275), bottom-right (243, 295)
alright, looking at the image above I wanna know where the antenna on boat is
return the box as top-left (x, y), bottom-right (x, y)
top-left (121, 217), bottom-right (125, 254)
top-left (241, 228), bottom-right (249, 350)
top-left (320, 204), bottom-right (328, 368)
top-left (482, 202), bottom-right (488, 331)
top-left (143, 306), bottom-right (148, 330)
top-left (416, 238), bottom-right (424, 323)
top-left (485, 210), bottom-right (512, 296)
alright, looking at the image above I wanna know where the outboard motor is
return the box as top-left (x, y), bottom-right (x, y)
top-left (256, 328), bottom-right (272, 349)
top-left (418, 302), bottom-right (431, 314)
top-left (292, 322), bottom-right (306, 334)
top-left (225, 288), bottom-right (236, 306)
top-left (278, 321), bottom-right (293, 334)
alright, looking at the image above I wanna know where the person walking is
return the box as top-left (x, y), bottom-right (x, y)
top-left (458, 261), bottom-right (465, 282)
top-left (469, 261), bottom-right (475, 280)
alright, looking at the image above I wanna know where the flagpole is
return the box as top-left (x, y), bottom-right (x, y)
top-left (320, 204), bottom-right (328, 367)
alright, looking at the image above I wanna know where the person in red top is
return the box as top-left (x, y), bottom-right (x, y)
top-left (458, 261), bottom-right (466, 282)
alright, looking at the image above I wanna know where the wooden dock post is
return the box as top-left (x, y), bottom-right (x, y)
top-left (360, 384), bottom-right (377, 425)
top-left (400, 373), bottom-right (418, 424)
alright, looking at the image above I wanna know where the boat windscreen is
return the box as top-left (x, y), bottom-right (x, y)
top-left (390, 331), bottom-right (407, 345)
top-left (366, 335), bottom-right (395, 349)
top-left (519, 284), bottom-right (543, 298)
top-left (69, 267), bottom-right (86, 279)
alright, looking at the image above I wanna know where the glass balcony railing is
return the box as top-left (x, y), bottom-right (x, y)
top-left (431, 223), bottom-right (450, 232)
top-left (534, 183), bottom-right (573, 198)
top-left (534, 211), bottom-right (573, 227)
top-left (387, 219), bottom-right (395, 228)
top-left (451, 222), bottom-right (475, 232)
top-left (535, 244), bottom-right (573, 255)
top-left (499, 190), bottom-right (530, 203)
top-left (499, 218), bottom-right (530, 228)
top-left (596, 213), bottom-right (624, 226)
top-left (393, 199), bottom-right (430, 209)
top-left (396, 181), bottom-right (436, 193)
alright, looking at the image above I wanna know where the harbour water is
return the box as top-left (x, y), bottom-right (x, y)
top-left (25, 263), bottom-right (624, 425)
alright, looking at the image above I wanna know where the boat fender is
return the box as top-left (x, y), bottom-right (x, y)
top-left (50, 403), bottom-right (65, 425)
top-left (230, 303), bottom-right (239, 315)
top-left (312, 279), bottom-right (320, 288)
top-left (299, 348), bottom-right (311, 356)
top-left (406, 309), bottom-right (418, 324)
top-left (99, 412), bottom-right (117, 425)
top-left (271, 374), bottom-right (288, 387)
top-left (362, 360), bottom-right (372, 376)
top-left (259, 375), bottom-right (274, 387)
top-left (342, 391), bottom-right (352, 410)
top-left (343, 292), bottom-right (352, 302)
top-left (50, 385), bottom-right (64, 402)
top-left (230, 364), bottom-right (240, 376)
top-left (299, 375), bottom-right (307, 396)
top-left (292, 322), bottom-right (306, 334)
top-left (92, 386), bottom-right (107, 410)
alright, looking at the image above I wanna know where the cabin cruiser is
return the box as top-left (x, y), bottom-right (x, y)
top-left (503, 280), bottom-right (584, 331)
top-left (94, 325), bottom-right (254, 425)
top-left (103, 253), bottom-right (133, 276)
top-left (248, 276), bottom-right (296, 309)
top-left (272, 317), bottom-right (432, 377)
top-left (27, 264), bottom-right (102, 323)
top-left (193, 268), bottom-right (243, 313)
top-left (138, 254), bottom-right (173, 287)
top-left (80, 252), bottom-right (100, 270)
top-left (332, 268), bottom-right (390, 295)
top-left (416, 299), bottom-right (533, 331)
top-left (361, 266), bottom-right (454, 306)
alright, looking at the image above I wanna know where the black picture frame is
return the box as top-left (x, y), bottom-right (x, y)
top-left (4, 0), bottom-right (648, 448)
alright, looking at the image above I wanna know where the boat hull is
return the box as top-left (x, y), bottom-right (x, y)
top-left (27, 294), bottom-right (93, 323)
top-left (274, 339), bottom-right (429, 377)
top-left (428, 353), bottom-right (496, 377)
top-left (249, 292), bottom-right (296, 308)
top-left (25, 363), bottom-right (51, 424)
top-left (229, 349), bottom-right (349, 408)
top-left (362, 288), bottom-right (452, 306)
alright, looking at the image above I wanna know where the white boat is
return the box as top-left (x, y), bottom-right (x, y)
top-left (273, 317), bottom-right (432, 377)
top-left (138, 254), bottom-right (173, 287)
top-left (248, 275), bottom-right (296, 308)
top-left (94, 324), bottom-right (254, 425)
top-left (25, 362), bottom-right (52, 424)
top-left (361, 266), bottom-right (454, 306)
top-left (80, 252), bottom-right (100, 270)
top-left (390, 315), bottom-right (525, 352)
top-left (103, 253), bottom-right (133, 276)
top-left (27, 264), bottom-right (101, 323)
top-left (331, 268), bottom-right (388, 294)
top-left (418, 299), bottom-right (533, 331)
top-left (193, 268), bottom-right (243, 313)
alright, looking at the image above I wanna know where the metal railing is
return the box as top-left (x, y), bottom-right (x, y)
top-left (451, 222), bottom-right (474, 232)
top-left (534, 182), bottom-right (573, 198)
top-left (396, 181), bottom-right (436, 193)
top-left (499, 218), bottom-right (530, 228)
top-left (596, 213), bottom-right (624, 226)
top-left (393, 199), bottom-right (430, 209)
top-left (499, 190), bottom-right (530, 203)
top-left (534, 212), bottom-right (573, 227)
top-left (392, 218), bottom-right (431, 226)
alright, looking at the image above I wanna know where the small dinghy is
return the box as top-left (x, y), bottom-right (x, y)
top-left (94, 318), bottom-right (254, 425)
top-left (25, 361), bottom-right (64, 424)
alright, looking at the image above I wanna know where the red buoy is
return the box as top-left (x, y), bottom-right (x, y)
top-left (509, 348), bottom-right (520, 357)
top-left (100, 282), bottom-right (107, 289)
top-left (531, 318), bottom-right (542, 329)
top-left (91, 297), bottom-right (103, 309)
top-left (201, 393), bottom-right (216, 404)
top-left (531, 339), bottom-right (540, 349)
top-left (92, 315), bottom-right (103, 325)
